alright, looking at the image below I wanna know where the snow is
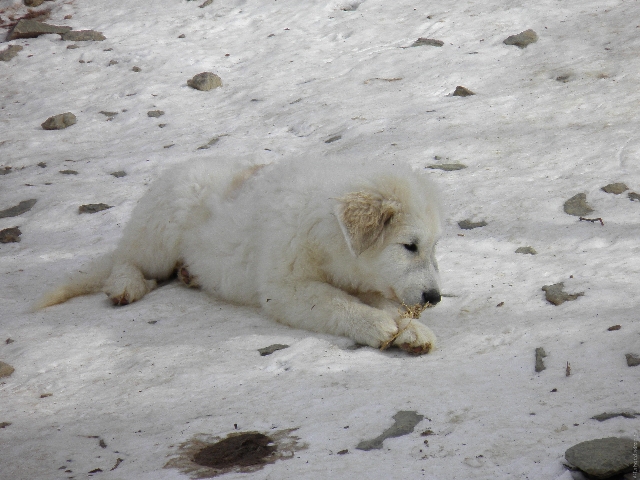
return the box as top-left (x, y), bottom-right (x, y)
top-left (1, 0), bottom-right (639, 478)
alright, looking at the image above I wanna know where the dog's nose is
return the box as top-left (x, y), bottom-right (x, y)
top-left (422, 289), bottom-right (441, 306)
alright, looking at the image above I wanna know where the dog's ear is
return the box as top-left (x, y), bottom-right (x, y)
top-left (335, 191), bottom-right (400, 255)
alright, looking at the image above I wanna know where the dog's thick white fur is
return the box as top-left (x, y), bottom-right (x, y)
top-left (38, 158), bottom-right (443, 353)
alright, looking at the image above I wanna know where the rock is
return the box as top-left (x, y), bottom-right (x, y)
top-left (187, 72), bottom-right (223, 91)
top-left (0, 227), bottom-right (22, 243)
top-left (61, 30), bottom-right (106, 41)
top-left (356, 411), bottom-right (424, 451)
top-left (0, 166), bottom-right (11, 175)
top-left (625, 353), bottom-right (640, 367)
top-left (452, 86), bottom-right (475, 97)
top-left (258, 344), bottom-right (289, 356)
top-left (132, 66), bottom-right (141, 72)
top-left (0, 361), bottom-right (14, 378)
top-left (108, 60), bottom-right (118, 66)
top-left (59, 169), bottom-right (78, 175)
top-left (601, 183), bottom-right (628, 194)
top-left (503, 29), bottom-right (538, 49)
top-left (628, 192), bottom-right (640, 202)
top-left (565, 437), bottom-right (635, 479)
top-left (111, 171), bottom-right (127, 178)
top-left (607, 325), bottom-right (621, 331)
top-left (0, 45), bottom-right (23, 62)
top-left (0, 422), bottom-right (11, 428)
top-left (563, 193), bottom-right (593, 216)
top-left (411, 38), bottom-right (444, 47)
top-left (199, 0), bottom-right (213, 7)
top-left (197, 137), bottom-right (222, 150)
top-left (78, 203), bottom-right (112, 214)
top-left (542, 282), bottom-right (584, 306)
top-left (24, 0), bottom-right (45, 6)
top-left (591, 411), bottom-right (638, 421)
top-left (516, 246), bottom-right (537, 255)
top-left (556, 74), bottom-right (571, 83)
top-left (99, 111), bottom-right (118, 119)
top-left (41, 112), bottom-right (76, 130)
top-left (0, 199), bottom-right (37, 219)
top-left (6, 19), bottom-right (72, 41)
top-left (147, 110), bottom-right (165, 118)
top-left (535, 347), bottom-right (547, 372)
top-left (325, 135), bottom-right (342, 144)
top-left (427, 163), bottom-right (467, 171)
top-left (458, 219), bottom-right (487, 230)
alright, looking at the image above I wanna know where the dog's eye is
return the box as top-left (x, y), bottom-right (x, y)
top-left (403, 242), bottom-right (418, 253)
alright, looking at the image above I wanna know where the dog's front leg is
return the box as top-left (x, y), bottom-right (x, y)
top-left (261, 281), bottom-right (401, 349)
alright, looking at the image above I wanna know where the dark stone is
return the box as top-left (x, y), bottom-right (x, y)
top-left (132, 66), bottom-right (141, 72)
top-left (0, 45), bottom-right (23, 62)
top-left (258, 344), bottom-right (289, 356)
top-left (516, 246), bottom-right (537, 255)
top-left (78, 203), bottom-right (112, 214)
top-left (0, 361), bottom-right (15, 378)
top-left (6, 19), bottom-right (71, 41)
top-left (565, 437), bottom-right (635, 479)
top-left (199, 0), bottom-right (214, 7)
top-left (542, 282), bottom-right (584, 306)
top-left (0, 166), bottom-right (11, 175)
top-left (325, 135), bottom-right (342, 144)
top-left (99, 111), bottom-right (118, 119)
top-left (601, 183), bottom-right (628, 195)
top-left (426, 163), bottom-right (467, 171)
top-left (563, 193), bottom-right (593, 216)
top-left (193, 432), bottom-right (276, 468)
top-left (59, 169), bottom-right (78, 175)
top-left (24, 0), bottom-right (45, 6)
top-left (0, 227), bottom-right (22, 243)
top-left (625, 353), bottom-right (640, 367)
top-left (0, 199), bottom-right (37, 219)
top-left (356, 411), bottom-right (424, 451)
top-left (535, 347), bottom-right (547, 372)
top-left (61, 30), bottom-right (106, 41)
top-left (41, 112), bottom-right (76, 130)
top-left (591, 411), bottom-right (638, 421)
top-left (0, 422), bottom-right (11, 428)
top-left (411, 38), bottom-right (444, 47)
top-left (147, 110), bottom-right (165, 118)
top-left (503, 29), bottom-right (538, 49)
top-left (111, 171), bottom-right (127, 178)
top-left (452, 86), bottom-right (475, 97)
top-left (187, 72), bottom-right (223, 91)
top-left (458, 219), bottom-right (487, 230)
top-left (628, 192), bottom-right (640, 202)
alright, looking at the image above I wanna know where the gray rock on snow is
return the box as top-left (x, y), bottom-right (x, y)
top-left (0, 361), bottom-right (15, 378)
top-left (452, 86), bottom-right (475, 97)
top-left (625, 353), bottom-right (640, 367)
top-left (147, 110), bottom-right (165, 118)
top-left (427, 163), bottom-right (467, 171)
top-left (601, 183), bottom-right (628, 195)
top-left (41, 112), bottom-right (76, 130)
top-left (0, 227), bottom-right (21, 243)
top-left (503, 29), bottom-right (538, 49)
top-left (535, 347), bottom-right (547, 372)
top-left (411, 38), bottom-right (444, 47)
top-left (6, 19), bottom-right (71, 41)
top-left (0, 199), bottom-right (37, 219)
top-left (563, 193), bottom-right (594, 216)
top-left (61, 30), bottom-right (106, 42)
top-left (542, 282), bottom-right (584, 306)
top-left (78, 203), bottom-right (112, 214)
top-left (628, 192), bottom-right (640, 202)
top-left (0, 45), bottom-right (23, 62)
top-left (458, 219), bottom-right (487, 230)
top-left (565, 437), bottom-right (635, 479)
top-left (591, 411), bottom-right (639, 421)
top-left (516, 246), bottom-right (537, 255)
top-left (356, 411), bottom-right (424, 451)
top-left (187, 72), bottom-right (223, 91)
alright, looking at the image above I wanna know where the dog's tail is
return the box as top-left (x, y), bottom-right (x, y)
top-left (33, 255), bottom-right (114, 310)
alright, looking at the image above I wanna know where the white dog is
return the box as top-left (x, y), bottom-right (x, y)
top-left (38, 158), bottom-right (443, 353)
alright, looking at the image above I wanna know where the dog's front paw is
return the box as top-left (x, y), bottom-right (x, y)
top-left (392, 319), bottom-right (436, 355)
top-left (176, 262), bottom-right (200, 288)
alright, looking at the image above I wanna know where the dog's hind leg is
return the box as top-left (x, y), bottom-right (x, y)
top-left (103, 262), bottom-right (157, 306)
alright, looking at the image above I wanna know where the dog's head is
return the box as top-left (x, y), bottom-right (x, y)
top-left (335, 173), bottom-right (442, 307)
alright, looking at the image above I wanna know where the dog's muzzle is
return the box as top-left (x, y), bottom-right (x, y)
top-left (422, 289), bottom-right (441, 306)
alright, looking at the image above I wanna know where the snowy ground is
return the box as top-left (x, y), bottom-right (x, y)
top-left (1, 0), bottom-right (639, 478)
